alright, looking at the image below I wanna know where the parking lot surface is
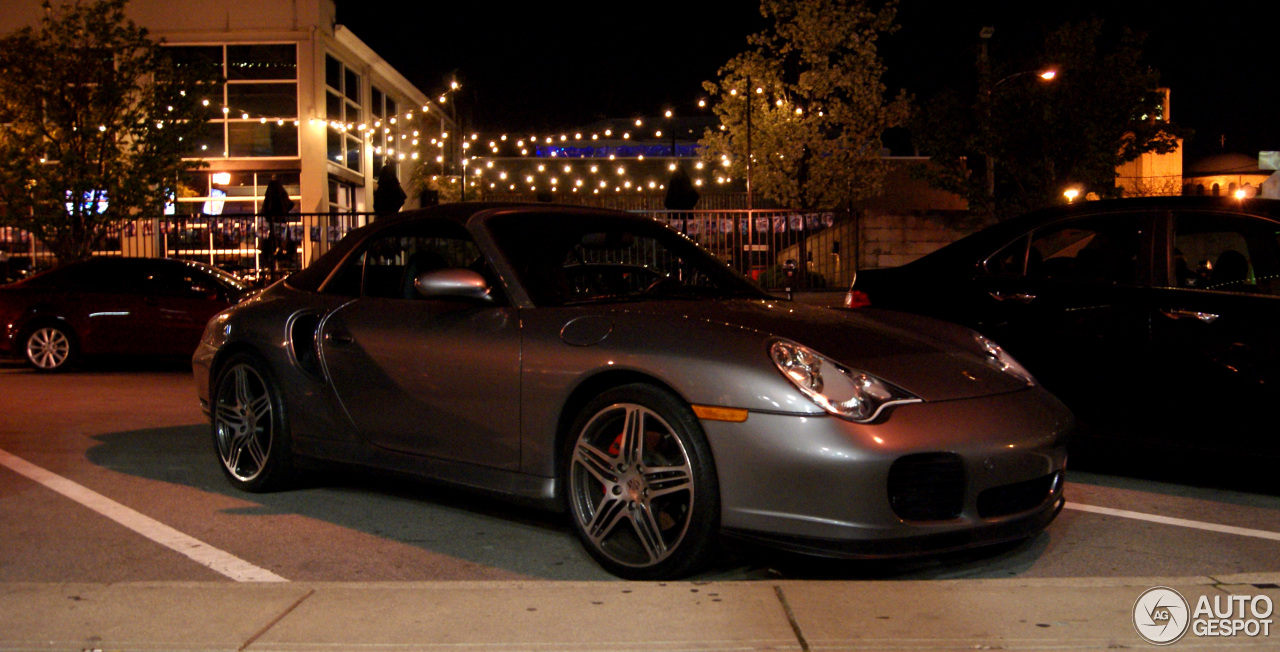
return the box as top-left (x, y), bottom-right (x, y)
top-left (1, 362), bottom-right (1278, 649)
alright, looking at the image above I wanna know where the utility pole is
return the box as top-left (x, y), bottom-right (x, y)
top-left (745, 75), bottom-right (753, 211)
top-left (979, 26), bottom-right (995, 206)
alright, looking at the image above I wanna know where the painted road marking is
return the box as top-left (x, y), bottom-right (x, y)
top-left (1066, 501), bottom-right (1280, 542)
top-left (0, 448), bottom-right (287, 582)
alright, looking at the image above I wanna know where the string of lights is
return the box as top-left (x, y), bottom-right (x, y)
top-left (161, 83), bottom-right (774, 195)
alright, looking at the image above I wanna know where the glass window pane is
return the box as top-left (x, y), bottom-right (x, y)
top-left (345, 135), bottom-right (362, 172)
top-left (327, 127), bottom-right (343, 164)
top-left (385, 97), bottom-right (396, 119)
top-left (1172, 212), bottom-right (1280, 295)
top-left (1028, 216), bottom-right (1141, 284)
top-left (227, 83), bottom-right (297, 118)
top-left (984, 236), bottom-right (1028, 277)
top-left (226, 44), bottom-right (296, 80)
top-left (228, 122), bottom-right (298, 157)
top-left (371, 87), bottom-right (384, 118)
top-left (186, 121), bottom-right (224, 157)
top-left (344, 68), bottom-right (360, 103)
top-left (326, 91), bottom-right (342, 121)
top-left (345, 101), bottom-right (361, 125)
top-left (325, 54), bottom-right (341, 90)
top-left (163, 45), bottom-right (222, 79)
top-left (259, 171), bottom-right (300, 198)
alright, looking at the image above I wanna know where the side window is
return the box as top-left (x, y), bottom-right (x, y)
top-left (1026, 215), bottom-right (1142, 285)
top-left (148, 268), bottom-right (221, 299)
top-left (1170, 212), bottom-right (1280, 296)
top-left (323, 221), bottom-right (489, 300)
top-left (983, 236), bottom-right (1029, 277)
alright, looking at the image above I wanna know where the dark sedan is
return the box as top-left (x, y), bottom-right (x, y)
top-left (0, 257), bottom-right (248, 371)
top-left (193, 203), bottom-right (1072, 579)
top-left (846, 196), bottom-right (1280, 466)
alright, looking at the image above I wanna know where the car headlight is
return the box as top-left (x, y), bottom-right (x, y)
top-left (201, 312), bottom-right (233, 348)
top-left (770, 340), bottom-right (919, 422)
top-left (973, 334), bottom-right (1036, 386)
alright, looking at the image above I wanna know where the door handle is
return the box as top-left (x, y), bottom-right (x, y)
top-left (1159, 309), bottom-right (1219, 324)
top-left (988, 290), bottom-right (1037, 304)
top-left (324, 331), bottom-right (354, 345)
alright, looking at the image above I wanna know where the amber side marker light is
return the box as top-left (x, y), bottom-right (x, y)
top-left (692, 405), bottom-right (750, 422)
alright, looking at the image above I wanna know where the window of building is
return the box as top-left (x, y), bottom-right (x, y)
top-left (370, 84), bottom-right (401, 178)
top-left (325, 54), bottom-right (363, 173)
top-left (167, 44), bottom-right (299, 159)
top-left (329, 177), bottom-right (358, 213)
top-left (174, 170), bottom-right (300, 216)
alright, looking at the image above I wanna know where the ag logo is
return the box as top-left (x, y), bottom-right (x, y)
top-left (1134, 587), bottom-right (1191, 645)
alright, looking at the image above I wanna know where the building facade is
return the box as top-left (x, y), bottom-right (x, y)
top-left (1, 0), bottom-right (452, 240)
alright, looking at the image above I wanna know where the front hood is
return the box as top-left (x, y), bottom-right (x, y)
top-left (607, 299), bottom-right (1031, 402)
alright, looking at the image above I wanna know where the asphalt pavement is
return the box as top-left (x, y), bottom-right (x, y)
top-left (4, 360), bottom-right (1280, 651)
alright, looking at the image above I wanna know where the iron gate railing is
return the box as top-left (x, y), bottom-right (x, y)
top-left (0, 207), bottom-right (851, 290)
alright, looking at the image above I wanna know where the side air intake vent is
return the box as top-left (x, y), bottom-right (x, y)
top-left (888, 453), bottom-right (965, 521)
top-left (289, 312), bottom-right (323, 378)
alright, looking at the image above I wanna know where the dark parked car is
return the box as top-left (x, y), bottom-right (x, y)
top-left (193, 203), bottom-right (1072, 580)
top-left (845, 196), bottom-right (1280, 465)
top-left (0, 257), bottom-right (248, 371)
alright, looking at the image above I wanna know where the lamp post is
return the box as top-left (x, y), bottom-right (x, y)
top-left (745, 76), bottom-right (754, 211)
top-left (978, 26), bottom-right (1057, 210)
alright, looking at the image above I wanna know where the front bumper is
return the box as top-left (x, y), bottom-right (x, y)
top-left (702, 386), bottom-right (1072, 557)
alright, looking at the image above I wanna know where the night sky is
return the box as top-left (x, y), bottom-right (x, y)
top-left (336, 1), bottom-right (1279, 162)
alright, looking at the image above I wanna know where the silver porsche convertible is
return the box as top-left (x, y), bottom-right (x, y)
top-left (193, 203), bottom-right (1072, 580)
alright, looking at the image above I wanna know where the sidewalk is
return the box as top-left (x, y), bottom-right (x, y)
top-left (4, 574), bottom-right (1278, 651)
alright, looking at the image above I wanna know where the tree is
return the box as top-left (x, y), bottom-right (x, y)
top-left (913, 19), bottom-right (1186, 219)
top-left (699, 0), bottom-right (910, 210)
top-left (0, 0), bottom-right (217, 263)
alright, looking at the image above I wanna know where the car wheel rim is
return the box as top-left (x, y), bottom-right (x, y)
top-left (569, 403), bottom-right (695, 568)
top-left (213, 363), bottom-right (274, 482)
top-left (26, 327), bottom-right (70, 369)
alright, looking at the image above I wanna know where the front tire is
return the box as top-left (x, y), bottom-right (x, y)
top-left (211, 353), bottom-right (294, 492)
top-left (24, 324), bottom-right (76, 372)
top-left (564, 384), bottom-right (720, 580)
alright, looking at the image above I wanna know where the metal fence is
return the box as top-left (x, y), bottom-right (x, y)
top-left (0, 206), bottom-right (850, 290)
top-left (0, 212), bottom-right (371, 286)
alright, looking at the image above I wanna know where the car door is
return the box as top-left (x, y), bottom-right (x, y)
top-left (966, 211), bottom-right (1157, 428)
top-left (64, 259), bottom-right (153, 355)
top-left (318, 220), bottom-right (522, 469)
top-left (136, 262), bottom-right (231, 356)
top-left (1145, 209), bottom-right (1280, 455)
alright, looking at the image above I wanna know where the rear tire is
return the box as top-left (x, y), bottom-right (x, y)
top-left (211, 353), bottom-right (294, 492)
top-left (564, 384), bottom-right (720, 580)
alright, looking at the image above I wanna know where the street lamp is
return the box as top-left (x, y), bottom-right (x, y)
top-left (979, 27), bottom-right (1059, 208)
top-left (1064, 188), bottom-right (1080, 203)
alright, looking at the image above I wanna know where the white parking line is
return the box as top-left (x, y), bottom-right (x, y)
top-left (0, 448), bottom-right (287, 582)
top-left (1065, 501), bottom-right (1280, 542)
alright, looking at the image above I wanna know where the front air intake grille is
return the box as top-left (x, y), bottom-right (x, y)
top-left (888, 453), bottom-right (965, 521)
top-left (977, 472), bottom-right (1060, 518)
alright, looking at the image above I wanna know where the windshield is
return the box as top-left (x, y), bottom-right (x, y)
top-left (486, 211), bottom-right (768, 306)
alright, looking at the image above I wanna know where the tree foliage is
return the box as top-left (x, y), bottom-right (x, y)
top-left (700, 0), bottom-right (910, 210)
top-left (913, 19), bottom-right (1186, 218)
top-left (0, 0), bottom-right (217, 263)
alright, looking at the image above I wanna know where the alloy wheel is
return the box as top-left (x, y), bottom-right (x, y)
top-left (568, 402), bottom-right (696, 569)
top-left (26, 327), bottom-right (72, 370)
top-left (213, 363), bottom-right (275, 483)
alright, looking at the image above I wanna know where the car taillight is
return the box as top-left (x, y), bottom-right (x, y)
top-left (844, 290), bottom-right (871, 308)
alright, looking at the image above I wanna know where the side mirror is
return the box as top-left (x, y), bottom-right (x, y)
top-left (414, 268), bottom-right (494, 302)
